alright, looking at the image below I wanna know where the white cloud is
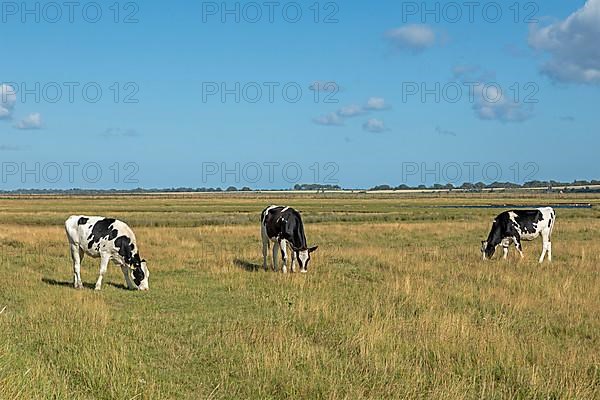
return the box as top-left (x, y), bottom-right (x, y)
top-left (101, 128), bottom-right (139, 137)
top-left (451, 65), bottom-right (532, 123)
top-left (529, 0), bottom-right (600, 84)
top-left (313, 112), bottom-right (344, 126)
top-left (14, 113), bottom-right (43, 130)
top-left (471, 84), bottom-right (532, 123)
top-left (337, 105), bottom-right (365, 117)
top-left (314, 97), bottom-right (391, 128)
top-left (364, 97), bottom-right (389, 110)
top-left (337, 98), bottom-right (389, 117)
top-left (0, 84), bottom-right (16, 119)
top-left (385, 24), bottom-right (436, 53)
top-left (314, 96), bottom-right (393, 129)
top-left (452, 65), bottom-right (496, 83)
top-left (362, 118), bottom-right (389, 133)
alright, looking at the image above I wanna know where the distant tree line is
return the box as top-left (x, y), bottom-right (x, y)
top-left (1, 180), bottom-right (599, 195)
top-left (0, 183), bottom-right (340, 195)
top-left (368, 180), bottom-right (600, 192)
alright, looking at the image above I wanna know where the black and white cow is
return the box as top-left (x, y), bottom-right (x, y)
top-left (481, 207), bottom-right (555, 263)
top-left (261, 205), bottom-right (318, 273)
top-left (65, 216), bottom-right (149, 290)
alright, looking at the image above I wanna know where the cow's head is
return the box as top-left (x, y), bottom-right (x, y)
top-left (480, 240), bottom-right (495, 260)
top-left (294, 246), bottom-right (318, 273)
top-left (130, 254), bottom-right (150, 290)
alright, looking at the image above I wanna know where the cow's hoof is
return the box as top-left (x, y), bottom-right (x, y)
top-left (94, 286), bottom-right (102, 291)
top-left (74, 282), bottom-right (83, 289)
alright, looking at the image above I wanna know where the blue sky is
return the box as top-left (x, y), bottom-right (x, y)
top-left (1, 0), bottom-right (598, 189)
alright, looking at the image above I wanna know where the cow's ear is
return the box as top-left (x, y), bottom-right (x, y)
top-left (141, 259), bottom-right (146, 263)
top-left (308, 246), bottom-right (318, 253)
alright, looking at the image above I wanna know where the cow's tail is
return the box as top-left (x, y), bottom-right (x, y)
top-left (64, 215), bottom-right (81, 246)
top-left (260, 207), bottom-right (268, 223)
top-left (260, 211), bottom-right (269, 249)
top-left (549, 208), bottom-right (556, 238)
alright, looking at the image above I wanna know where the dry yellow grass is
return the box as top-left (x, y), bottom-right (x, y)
top-left (0, 194), bottom-right (599, 399)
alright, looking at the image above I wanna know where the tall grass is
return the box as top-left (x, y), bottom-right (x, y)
top-left (0, 194), bottom-right (598, 399)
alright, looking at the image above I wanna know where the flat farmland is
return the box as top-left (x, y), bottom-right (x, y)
top-left (0, 193), bottom-right (599, 399)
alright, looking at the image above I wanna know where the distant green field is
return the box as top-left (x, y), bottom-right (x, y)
top-left (1, 193), bottom-right (599, 399)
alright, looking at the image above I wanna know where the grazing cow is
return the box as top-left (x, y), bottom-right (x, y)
top-left (481, 207), bottom-right (555, 263)
top-left (261, 205), bottom-right (318, 273)
top-left (65, 216), bottom-right (149, 290)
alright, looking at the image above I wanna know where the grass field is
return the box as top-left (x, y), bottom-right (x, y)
top-left (0, 193), bottom-right (599, 399)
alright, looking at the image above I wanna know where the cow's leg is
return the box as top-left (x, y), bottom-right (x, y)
top-left (290, 250), bottom-right (297, 273)
top-left (262, 238), bottom-right (269, 271)
top-left (539, 233), bottom-right (551, 263)
top-left (272, 240), bottom-right (279, 272)
top-left (69, 243), bottom-right (84, 289)
top-left (120, 265), bottom-right (135, 289)
top-left (279, 239), bottom-right (288, 274)
top-left (538, 238), bottom-right (548, 264)
top-left (513, 237), bottom-right (524, 258)
top-left (501, 238), bottom-right (510, 260)
top-left (261, 227), bottom-right (270, 271)
top-left (94, 254), bottom-right (110, 291)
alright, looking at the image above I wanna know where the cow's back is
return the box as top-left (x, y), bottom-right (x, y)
top-left (65, 215), bottom-right (95, 245)
top-left (261, 206), bottom-right (284, 239)
top-left (65, 215), bottom-right (136, 257)
top-left (261, 205), bottom-right (307, 249)
top-left (507, 208), bottom-right (555, 241)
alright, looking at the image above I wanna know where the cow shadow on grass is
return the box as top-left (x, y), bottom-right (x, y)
top-left (105, 282), bottom-right (129, 290)
top-left (42, 278), bottom-right (94, 290)
top-left (41, 278), bottom-right (128, 290)
top-left (233, 258), bottom-right (262, 272)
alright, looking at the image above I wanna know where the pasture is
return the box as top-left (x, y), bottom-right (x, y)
top-left (0, 193), bottom-right (599, 399)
